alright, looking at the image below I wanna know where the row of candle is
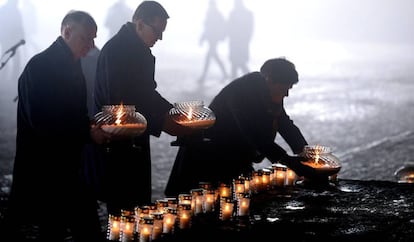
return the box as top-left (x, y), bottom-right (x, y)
top-left (107, 163), bottom-right (301, 242)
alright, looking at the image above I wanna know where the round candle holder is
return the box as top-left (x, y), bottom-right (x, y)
top-left (394, 162), bottom-right (414, 183)
top-left (169, 101), bottom-right (216, 129)
top-left (300, 145), bottom-right (341, 183)
top-left (95, 104), bottom-right (147, 137)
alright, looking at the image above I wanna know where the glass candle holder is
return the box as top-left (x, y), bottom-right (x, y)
top-left (285, 167), bottom-right (297, 186)
top-left (236, 193), bottom-right (251, 217)
top-left (239, 174), bottom-right (251, 195)
top-left (203, 188), bottom-right (216, 213)
top-left (261, 168), bottom-right (272, 190)
top-left (107, 214), bottom-right (121, 241)
top-left (219, 197), bottom-right (234, 221)
top-left (233, 177), bottom-right (245, 200)
top-left (190, 188), bottom-right (204, 215)
top-left (169, 101), bottom-right (216, 129)
top-left (251, 170), bottom-right (263, 193)
top-left (135, 206), bottom-right (150, 233)
top-left (177, 204), bottom-right (192, 230)
top-left (178, 193), bottom-right (192, 206)
top-left (273, 163), bottom-right (287, 187)
top-left (394, 163), bottom-right (414, 183)
top-left (162, 207), bottom-right (177, 234)
top-left (95, 104), bottom-right (147, 137)
top-left (166, 197), bottom-right (178, 209)
top-left (138, 216), bottom-right (153, 242)
top-left (150, 212), bottom-right (163, 241)
top-left (156, 199), bottom-right (169, 213)
top-left (120, 210), bottom-right (135, 242)
top-left (217, 182), bottom-right (232, 198)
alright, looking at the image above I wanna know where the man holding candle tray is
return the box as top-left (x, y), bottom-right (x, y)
top-left (94, 1), bottom-right (194, 216)
top-left (165, 57), bottom-right (318, 196)
top-left (4, 10), bottom-right (108, 241)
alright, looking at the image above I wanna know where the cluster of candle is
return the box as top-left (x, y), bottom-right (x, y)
top-left (107, 163), bottom-right (300, 242)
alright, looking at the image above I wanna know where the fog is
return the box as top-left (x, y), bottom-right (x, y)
top-left (1, 0), bottom-right (414, 84)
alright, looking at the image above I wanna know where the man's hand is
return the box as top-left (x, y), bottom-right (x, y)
top-left (90, 124), bottom-right (112, 144)
top-left (280, 155), bottom-right (318, 179)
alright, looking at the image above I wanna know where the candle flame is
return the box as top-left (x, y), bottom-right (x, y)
top-left (187, 107), bottom-right (193, 120)
top-left (115, 103), bottom-right (125, 125)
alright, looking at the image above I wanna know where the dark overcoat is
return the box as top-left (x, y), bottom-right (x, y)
top-left (165, 72), bottom-right (308, 196)
top-left (8, 37), bottom-right (102, 240)
top-left (94, 22), bottom-right (172, 211)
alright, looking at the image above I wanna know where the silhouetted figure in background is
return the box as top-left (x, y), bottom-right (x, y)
top-left (105, 0), bottom-right (133, 39)
top-left (0, 0), bottom-right (25, 84)
top-left (198, 0), bottom-right (228, 85)
top-left (227, 0), bottom-right (254, 79)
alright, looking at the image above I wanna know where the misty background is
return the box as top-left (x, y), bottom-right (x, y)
top-left (1, 0), bottom-right (414, 196)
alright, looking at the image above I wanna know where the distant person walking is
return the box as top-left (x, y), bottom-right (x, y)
top-left (198, 0), bottom-right (228, 85)
top-left (105, 0), bottom-right (133, 39)
top-left (227, 0), bottom-right (254, 79)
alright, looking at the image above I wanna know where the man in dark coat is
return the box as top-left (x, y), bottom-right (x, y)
top-left (165, 58), bottom-right (317, 196)
top-left (94, 1), bottom-right (193, 215)
top-left (4, 10), bottom-right (109, 242)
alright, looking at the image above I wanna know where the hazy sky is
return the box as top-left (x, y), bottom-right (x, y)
top-left (1, 0), bottom-right (414, 78)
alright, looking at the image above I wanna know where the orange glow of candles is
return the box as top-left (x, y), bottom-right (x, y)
top-left (177, 204), bottom-right (192, 230)
top-left (237, 194), bottom-right (250, 216)
top-left (220, 197), bottom-right (234, 221)
top-left (285, 168), bottom-right (297, 186)
top-left (107, 214), bottom-right (120, 241)
top-left (203, 189), bottom-right (216, 213)
top-left (162, 208), bottom-right (176, 234)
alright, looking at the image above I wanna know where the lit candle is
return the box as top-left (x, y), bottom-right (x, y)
top-left (237, 193), bottom-right (251, 217)
top-left (178, 193), bottom-right (192, 206)
top-left (177, 204), bottom-right (192, 230)
top-left (107, 214), bottom-right (120, 241)
top-left (162, 207), bottom-right (177, 234)
top-left (242, 175), bottom-right (251, 194)
top-left (285, 168), bottom-right (297, 186)
top-left (233, 178), bottom-right (245, 200)
top-left (134, 206), bottom-right (149, 233)
top-left (156, 199), bottom-right (169, 213)
top-left (220, 197), bottom-right (234, 221)
top-left (139, 216), bottom-right (153, 242)
top-left (166, 197), bottom-right (178, 209)
top-left (261, 168), bottom-right (271, 190)
top-left (150, 212), bottom-right (163, 241)
top-left (203, 189), bottom-right (216, 213)
top-left (251, 170), bottom-right (263, 193)
top-left (120, 217), bottom-right (135, 242)
top-left (273, 163), bottom-right (287, 187)
top-left (191, 188), bottom-right (204, 215)
top-left (218, 182), bottom-right (232, 198)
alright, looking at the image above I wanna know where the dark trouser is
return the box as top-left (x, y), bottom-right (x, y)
top-left (100, 140), bottom-right (152, 215)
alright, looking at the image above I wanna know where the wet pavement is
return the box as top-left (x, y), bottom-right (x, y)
top-left (1, 58), bottom-right (414, 241)
top-left (155, 179), bottom-right (414, 242)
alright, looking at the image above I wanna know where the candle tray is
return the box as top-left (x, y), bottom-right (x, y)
top-left (169, 101), bottom-right (216, 129)
top-left (301, 145), bottom-right (341, 177)
top-left (94, 105), bottom-right (147, 137)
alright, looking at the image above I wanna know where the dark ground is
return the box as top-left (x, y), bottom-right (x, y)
top-left (1, 59), bottom-right (414, 240)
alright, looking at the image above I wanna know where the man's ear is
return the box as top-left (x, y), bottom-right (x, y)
top-left (62, 25), bottom-right (71, 40)
top-left (135, 19), bottom-right (145, 31)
